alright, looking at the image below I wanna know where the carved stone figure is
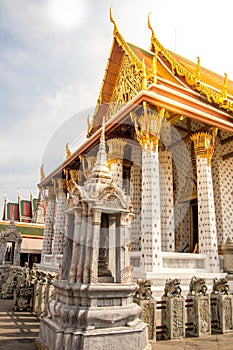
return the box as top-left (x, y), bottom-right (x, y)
top-left (189, 276), bottom-right (208, 296)
top-left (163, 278), bottom-right (182, 298)
top-left (134, 279), bottom-right (153, 300)
top-left (212, 277), bottom-right (230, 295)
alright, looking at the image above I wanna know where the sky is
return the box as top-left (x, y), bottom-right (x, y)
top-left (1, 0), bottom-right (233, 214)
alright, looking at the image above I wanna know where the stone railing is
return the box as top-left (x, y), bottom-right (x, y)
top-left (135, 276), bottom-right (233, 342)
top-left (0, 264), bottom-right (58, 317)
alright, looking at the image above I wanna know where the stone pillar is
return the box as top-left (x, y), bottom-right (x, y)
top-left (211, 294), bottom-right (233, 333)
top-left (159, 150), bottom-right (175, 252)
top-left (62, 212), bottom-right (74, 280)
top-left (162, 297), bottom-right (185, 339)
top-left (191, 130), bottom-right (219, 272)
top-left (187, 295), bottom-right (211, 337)
top-left (90, 209), bottom-right (101, 284)
top-left (109, 215), bottom-right (116, 281)
top-left (107, 138), bottom-right (126, 189)
top-left (131, 105), bottom-right (164, 272)
top-left (52, 178), bottom-right (67, 256)
top-left (41, 186), bottom-right (55, 263)
top-left (130, 146), bottom-right (142, 252)
top-left (68, 208), bottom-right (82, 283)
top-left (115, 212), bottom-right (133, 283)
top-left (76, 204), bottom-right (88, 283)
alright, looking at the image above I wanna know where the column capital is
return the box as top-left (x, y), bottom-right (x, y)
top-left (107, 138), bottom-right (126, 164)
top-left (190, 128), bottom-right (217, 164)
top-left (67, 169), bottom-right (83, 192)
top-left (131, 105), bottom-right (165, 153)
top-left (54, 178), bottom-right (66, 197)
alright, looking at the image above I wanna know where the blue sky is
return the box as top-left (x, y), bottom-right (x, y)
top-left (0, 0), bottom-right (233, 214)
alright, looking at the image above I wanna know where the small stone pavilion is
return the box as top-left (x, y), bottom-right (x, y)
top-left (0, 220), bottom-right (22, 266)
top-left (37, 121), bottom-right (150, 350)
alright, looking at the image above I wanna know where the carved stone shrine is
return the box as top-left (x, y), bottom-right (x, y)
top-left (37, 120), bottom-right (150, 350)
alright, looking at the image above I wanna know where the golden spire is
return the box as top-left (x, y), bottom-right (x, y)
top-left (40, 164), bottom-right (45, 181)
top-left (110, 5), bottom-right (118, 36)
top-left (66, 143), bottom-right (71, 159)
top-left (87, 114), bottom-right (94, 136)
top-left (194, 56), bottom-right (201, 82)
top-left (221, 73), bottom-right (228, 100)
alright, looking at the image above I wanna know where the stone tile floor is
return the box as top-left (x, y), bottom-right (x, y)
top-left (1, 298), bottom-right (233, 349)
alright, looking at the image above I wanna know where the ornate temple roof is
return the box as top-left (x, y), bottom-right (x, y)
top-left (88, 11), bottom-right (233, 137)
top-left (39, 10), bottom-right (233, 188)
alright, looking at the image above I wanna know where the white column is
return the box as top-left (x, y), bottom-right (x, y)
top-left (131, 106), bottom-right (165, 272)
top-left (41, 186), bottom-right (55, 263)
top-left (130, 146), bottom-right (142, 252)
top-left (159, 150), bottom-right (175, 252)
top-left (141, 143), bottom-right (162, 271)
top-left (191, 131), bottom-right (219, 272)
top-left (52, 178), bottom-right (66, 256)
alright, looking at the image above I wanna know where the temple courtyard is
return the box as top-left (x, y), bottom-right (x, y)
top-left (0, 298), bottom-right (232, 350)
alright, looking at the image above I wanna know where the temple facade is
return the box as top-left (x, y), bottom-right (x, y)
top-left (38, 13), bottom-right (233, 293)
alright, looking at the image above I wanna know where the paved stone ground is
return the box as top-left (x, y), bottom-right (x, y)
top-left (1, 298), bottom-right (233, 349)
top-left (0, 298), bottom-right (39, 350)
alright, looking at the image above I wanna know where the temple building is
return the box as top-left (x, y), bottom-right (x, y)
top-left (38, 12), bottom-right (233, 293)
top-left (0, 192), bottom-right (45, 267)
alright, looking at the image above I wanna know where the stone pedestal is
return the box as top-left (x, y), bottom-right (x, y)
top-left (211, 294), bottom-right (233, 333)
top-left (37, 282), bottom-right (150, 350)
top-left (187, 296), bottom-right (211, 337)
top-left (139, 299), bottom-right (156, 341)
top-left (161, 297), bottom-right (185, 339)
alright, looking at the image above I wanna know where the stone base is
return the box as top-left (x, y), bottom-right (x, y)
top-left (37, 317), bottom-right (150, 350)
top-left (187, 295), bottom-right (211, 337)
top-left (211, 294), bottom-right (233, 333)
top-left (161, 297), bottom-right (185, 339)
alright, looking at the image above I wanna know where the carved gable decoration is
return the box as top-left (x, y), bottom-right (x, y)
top-left (106, 54), bottom-right (144, 120)
top-left (1, 222), bottom-right (22, 243)
top-left (96, 185), bottom-right (130, 212)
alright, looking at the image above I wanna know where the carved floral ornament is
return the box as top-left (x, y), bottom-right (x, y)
top-left (190, 128), bottom-right (218, 165)
top-left (131, 103), bottom-right (165, 152)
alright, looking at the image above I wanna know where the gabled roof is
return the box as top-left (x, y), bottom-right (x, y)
top-left (87, 12), bottom-right (233, 137)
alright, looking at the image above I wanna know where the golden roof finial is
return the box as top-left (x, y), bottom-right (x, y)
top-left (87, 114), bottom-right (94, 135)
top-left (110, 5), bottom-right (118, 36)
top-left (66, 143), bottom-right (71, 159)
top-left (148, 12), bottom-right (156, 52)
top-left (194, 56), bottom-right (201, 82)
top-left (40, 164), bottom-right (45, 181)
top-left (221, 73), bottom-right (228, 100)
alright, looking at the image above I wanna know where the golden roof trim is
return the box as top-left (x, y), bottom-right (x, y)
top-left (148, 14), bottom-right (233, 112)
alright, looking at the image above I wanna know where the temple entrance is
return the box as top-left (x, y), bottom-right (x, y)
top-left (98, 213), bottom-right (122, 283)
top-left (190, 201), bottom-right (198, 252)
top-left (5, 241), bottom-right (15, 264)
top-left (98, 213), bottom-right (114, 282)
